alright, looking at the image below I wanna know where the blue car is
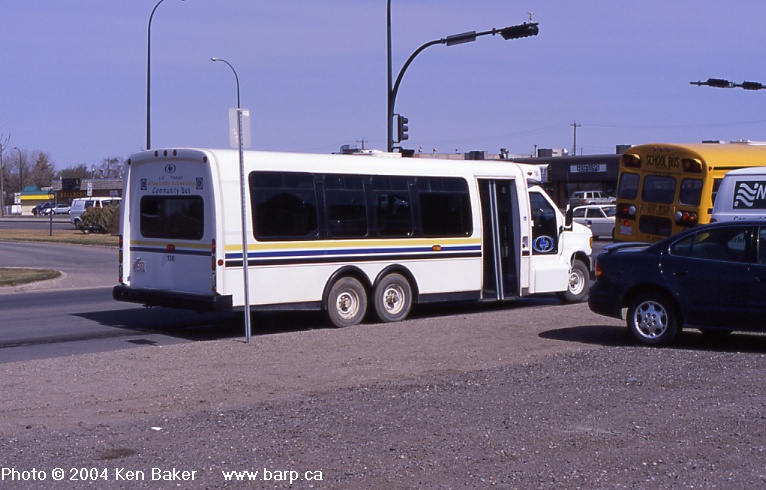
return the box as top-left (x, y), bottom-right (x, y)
top-left (588, 220), bottom-right (766, 346)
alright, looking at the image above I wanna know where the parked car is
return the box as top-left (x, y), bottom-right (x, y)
top-left (32, 202), bottom-right (54, 216)
top-left (588, 220), bottom-right (766, 346)
top-left (569, 190), bottom-right (616, 207)
top-left (572, 205), bottom-right (616, 239)
top-left (40, 203), bottom-right (71, 215)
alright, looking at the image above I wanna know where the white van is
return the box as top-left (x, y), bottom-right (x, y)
top-left (711, 167), bottom-right (766, 222)
top-left (70, 196), bottom-right (122, 229)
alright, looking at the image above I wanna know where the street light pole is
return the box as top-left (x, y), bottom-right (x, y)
top-left (147, 0), bottom-right (185, 151)
top-left (386, 13), bottom-right (539, 152)
top-left (211, 57), bottom-right (252, 345)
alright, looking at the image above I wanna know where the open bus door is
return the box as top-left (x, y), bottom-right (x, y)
top-left (479, 179), bottom-right (521, 300)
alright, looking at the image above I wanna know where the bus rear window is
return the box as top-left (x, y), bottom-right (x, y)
top-left (617, 172), bottom-right (639, 200)
top-left (140, 196), bottom-right (204, 240)
top-left (641, 175), bottom-right (676, 204)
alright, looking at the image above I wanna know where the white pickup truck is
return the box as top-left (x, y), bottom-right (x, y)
top-left (569, 190), bottom-right (616, 207)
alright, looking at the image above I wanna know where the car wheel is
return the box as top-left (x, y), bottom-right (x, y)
top-left (626, 293), bottom-right (678, 346)
top-left (557, 259), bottom-right (589, 303)
top-left (373, 273), bottom-right (412, 323)
top-left (326, 277), bottom-right (367, 328)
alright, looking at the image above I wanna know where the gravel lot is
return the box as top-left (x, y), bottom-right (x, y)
top-left (3, 302), bottom-right (766, 488)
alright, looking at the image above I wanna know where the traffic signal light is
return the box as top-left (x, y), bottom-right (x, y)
top-left (705, 78), bottom-right (735, 88)
top-left (498, 22), bottom-right (539, 40)
top-left (396, 114), bottom-right (409, 143)
top-left (740, 81), bottom-right (765, 91)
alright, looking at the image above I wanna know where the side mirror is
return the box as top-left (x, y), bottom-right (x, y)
top-left (564, 205), bottom-right (573, 228)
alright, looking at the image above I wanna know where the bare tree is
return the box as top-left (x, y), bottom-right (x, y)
top-left (0, 129), bottom-right (10, 214)
top-left (91, 156), bottom-right (126, 179)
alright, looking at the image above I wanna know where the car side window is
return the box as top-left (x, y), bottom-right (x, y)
top-left (672, 226), bottom-right (751, 263)
top-left (586, 208), bottom-right (603, 218)
top-left (572, 208), bottom-right (586, 218)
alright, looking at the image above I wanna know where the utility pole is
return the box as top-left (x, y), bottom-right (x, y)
top-left (571, 121), bottom-right (581, 156)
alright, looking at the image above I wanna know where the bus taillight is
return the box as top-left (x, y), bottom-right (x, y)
top-left (621, 153), bottom-right (641, 168)
top-left (674, 210), bottom-right (698, 226)
top-left (616, 203), bottom-right (636, 220)
top-left (682, 158), bottom-right (702, 173)
top-left (211, 239), bottom-right (217, 271)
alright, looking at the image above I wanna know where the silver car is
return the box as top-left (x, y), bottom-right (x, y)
top-left (572, 204), bottom-right (616, 239)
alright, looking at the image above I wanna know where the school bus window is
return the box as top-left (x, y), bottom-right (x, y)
top-left (140, 196), bottom-right (204, 240)
top-left (641, 175), bottom-right (676, 204)
top-left (679, 178), bottom-right (703, 206)
top-left (250, 172), bottom-right (318, 240)
top-left (617, 172), bottom-right (639, 200)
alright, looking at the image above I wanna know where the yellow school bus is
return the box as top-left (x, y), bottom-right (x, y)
top-left (614, 142), bottom-right (766, 242)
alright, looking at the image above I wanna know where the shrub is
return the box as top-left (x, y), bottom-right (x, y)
top-left (80, 202), bottom-right (120, 234)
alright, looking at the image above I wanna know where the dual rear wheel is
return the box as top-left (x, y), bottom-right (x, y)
top-left (325, 274), bottom-right (413, 328)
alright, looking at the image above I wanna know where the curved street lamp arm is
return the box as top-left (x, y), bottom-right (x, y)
top-left (211, 57), bottom-right (241, 108)
top-left (390, 38), bottom-right (442, 121)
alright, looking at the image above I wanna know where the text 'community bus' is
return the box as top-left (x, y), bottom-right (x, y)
top-left (113, 149), bottom-right (593, 327)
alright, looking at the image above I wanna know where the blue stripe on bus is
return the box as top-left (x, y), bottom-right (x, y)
top-left (224, 244), bottom-right (481, 260)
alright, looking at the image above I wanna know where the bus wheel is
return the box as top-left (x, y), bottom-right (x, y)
top-left (557, 259), bottom-right (589, 303)
top-left (326, 277), bottom-right (367, 328)
top-left (374, 273), bottom-right (412, 323)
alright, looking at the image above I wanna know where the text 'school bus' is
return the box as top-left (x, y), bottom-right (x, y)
top-left (113, 149), bottom-right (593, 327)
top-left (615, 141), bottom-right (766, 242)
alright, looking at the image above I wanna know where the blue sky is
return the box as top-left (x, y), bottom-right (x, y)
top-left (2, 0), bottom-right (766, 168)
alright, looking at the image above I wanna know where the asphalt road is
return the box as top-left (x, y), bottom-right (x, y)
top-left (0, 235), bottom-right (610, 364)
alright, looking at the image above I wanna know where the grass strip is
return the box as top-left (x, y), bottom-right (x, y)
top-left (0, 268), bottom-right (62, 287)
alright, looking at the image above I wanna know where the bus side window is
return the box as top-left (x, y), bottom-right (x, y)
top-left (324, 175), bottom-right (368, 238)
top-left (372, 176), bottom-right (413, 237)
top-left (250, 172), bottom-right (319, 240)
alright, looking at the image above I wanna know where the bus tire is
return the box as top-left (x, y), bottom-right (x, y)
top-left (373, 273), bottom-right (412, 323)
top-left (557, 259), bottom-right (589, 303)
top-left (326, 277), bottom-right (367, 328)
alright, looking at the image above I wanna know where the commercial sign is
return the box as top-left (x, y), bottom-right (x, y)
top-left (733, 181), bottom-right (766, 209)
top-left (570, 163), bottom-right (606, 173)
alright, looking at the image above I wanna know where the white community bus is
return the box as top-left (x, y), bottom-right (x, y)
top-left (113, 148), bottom-right (593, 327)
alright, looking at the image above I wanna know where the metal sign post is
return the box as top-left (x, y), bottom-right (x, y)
top-left (233, 107), bottom-right (252, 344)
top-left (213, 56), bottom-right (253, 344)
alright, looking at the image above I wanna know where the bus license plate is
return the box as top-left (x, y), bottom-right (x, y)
top-left (133, 259), bottom-right (146, 272)
top-left (620, 225), bottom-right (632, 236)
